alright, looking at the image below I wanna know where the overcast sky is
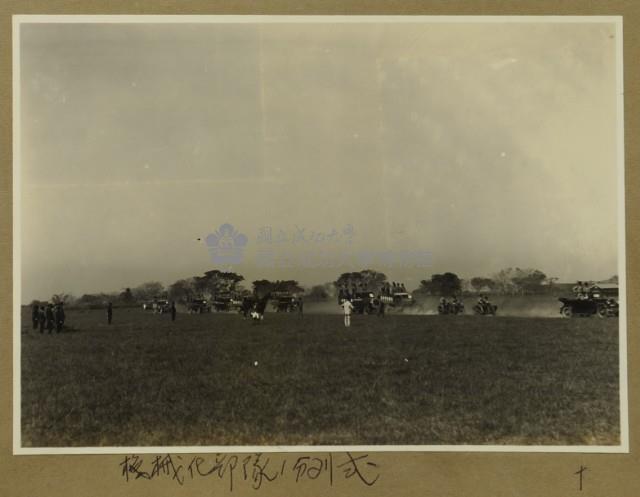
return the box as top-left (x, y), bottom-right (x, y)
top-left (19, 20), bottom-right (621, 301)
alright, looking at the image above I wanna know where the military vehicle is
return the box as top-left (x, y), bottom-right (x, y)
top-left (349, 291), bottom-right (380, 314)
top-left (186, 298), bottom-right (210, 314)
top-left (437, 299), bottom-right (465, 315)
top-left (559, 283), bottom-right (619, 318)
top-left (143, 298), bottom-right (170, 313)
top-left (379, 291), bottom-right (415, 310)
top-left (211, 293), bottom-right (242, 312)
top-left (270, 292), bottom-right (301, 312)
top-left (473, 301), bottom-right (498, 316)
top-left (337, 282), bottom-right (415, 314)
top-left (154, 299), bottom-right (171, 314)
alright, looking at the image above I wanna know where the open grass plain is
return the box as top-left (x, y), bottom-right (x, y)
top-left (20, 306), bottom-right (620, 447)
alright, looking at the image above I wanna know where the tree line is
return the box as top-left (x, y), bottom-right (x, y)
top-left (35, 268), bottom-right (618, 307)
top-left (43, 270), bottom-right (306, 308)
top-left (418, 268), bottom-right (617, 296)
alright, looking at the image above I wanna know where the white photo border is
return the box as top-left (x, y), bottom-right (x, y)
top-left (12, 14), bottom-right (628, 455)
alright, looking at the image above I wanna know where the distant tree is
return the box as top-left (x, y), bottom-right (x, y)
top-left (76, 292), bottom-right (118, 307)
top-left (470, 277), bottom-right (495, 293)
top-left (438, 272), bottom-right (462, 296)
top-left (308, 284), bottom-right (329, 300)
top-left (335, 272), bottom-right (361, 288)
top-left (252, 279), bottom-right (273, 297)
top-left (511, 268), bottom-right (547, 294)
top-left (194, 270), bottom-right (244, 299)
top-left (492, 268), bottom-right (518, 295)
top-left (236, 286), bottom-right (252, 297)
top-left (334, 269), bottom-right (387, 292)
top-left (251, 279), bottom-right (304, 296)
top-left (542, 276), bottom-right (559, 294)
top-left (273, 280), bottom-right (304, 293)
top-left (419, 273), bottom-right (461, 296)
top-left (545, 276), bottom-right (559, 286)
top-left (132, 281), bottom-right (166, 301)
top-left (77, 294), bottom-right (101, 305)
top-left (119, 287), bottom-right (134, 303)
top-left (168, 278), bottom-right (196, 304)
top-left (51, 292), bottom-right (75, 305)
top-left (418, 279), bottom-right (434, 294)
top-left (359, 269), bottom-right (387, 290)
top-left (602, 275), bottom-right (619, 284)
top-left (490, 267), bottom-right (547, 294)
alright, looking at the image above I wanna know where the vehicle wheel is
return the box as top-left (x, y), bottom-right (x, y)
top-left (561, 306), bottom-right (573, 318)
top-left (597, 305), bottom-right (608, 318)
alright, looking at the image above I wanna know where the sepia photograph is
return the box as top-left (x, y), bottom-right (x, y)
top-left (13, 15), bottom-right (627, 452)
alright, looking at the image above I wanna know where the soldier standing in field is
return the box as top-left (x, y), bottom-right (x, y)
top-left (107, 302), bottom-right (113, 325)
top-left (31, 303), bottom-right (39, 330)
top-left (38, 306), bottom-right (46, 334)
top-left (298, 296), bottom-right (304, 317)
top-left (378, 299), bottom-right (385, 318)
top-left (341, 298), bottom-right (354, 328)
top-left (170, 301), bottom-right (176, 321)
top-left (55, 303), bottom-right (65, 333)
top-left (45, 304), bottom-right (55, 334)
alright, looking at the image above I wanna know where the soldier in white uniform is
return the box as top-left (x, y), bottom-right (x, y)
top-left (341, 299), bottom-right (355, 328)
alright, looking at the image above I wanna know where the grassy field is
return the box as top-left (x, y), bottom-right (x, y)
top-left (20, 307), bottom-right (620, 447)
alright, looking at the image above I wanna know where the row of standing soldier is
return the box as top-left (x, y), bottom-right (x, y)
top-left (31, 300), bottom-right (175, 334)
top-left (572, 281), bottom-right (595, 300)
top-left (31, 302), bottom-right (65, 334)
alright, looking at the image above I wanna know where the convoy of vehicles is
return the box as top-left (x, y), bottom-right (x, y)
top-left (338, 285), bottom-right (416, 314)
top-left (139, 281), bottom-right (621, 319)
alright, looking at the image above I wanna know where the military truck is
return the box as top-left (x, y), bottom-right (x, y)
top-left (154, 299), bottom-right (171, 314)
top-left (473, 301), bottom-right (498, 316)
top-left (437, 299), bottom-right (465, 315)
top-left (270, 292), bottom-right (301, 312)
top-left (211, 293), bottom-right (243, 312)
top-left (143, 298), bottom-right (170, 313)
top-left (349, 291), bottom-right (380, 314)
top-left (378, 291), bottom-right (415, 311)
top-left (186, 298), bottom-right (211, 314)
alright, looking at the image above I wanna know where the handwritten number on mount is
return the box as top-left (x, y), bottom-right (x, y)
top-left (574, 465), bottom-right (587, 491)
